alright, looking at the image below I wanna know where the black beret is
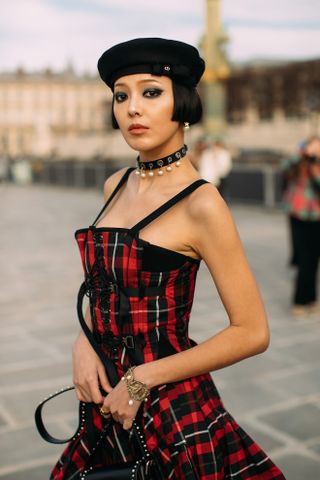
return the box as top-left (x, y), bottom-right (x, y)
top-left (97, 37), bottom-right (205, 90)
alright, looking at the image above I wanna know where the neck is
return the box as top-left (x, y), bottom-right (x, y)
top-left (138, 133), bottom-right (185, 163)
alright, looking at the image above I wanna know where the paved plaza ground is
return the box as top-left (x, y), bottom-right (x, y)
top-left (0, 182), bottom-right (319, 480)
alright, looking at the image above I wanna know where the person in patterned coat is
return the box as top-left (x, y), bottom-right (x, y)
top-left (51, 38), bottom-right (286, 479)
top-left (281, 136), bottom-right (320, 316)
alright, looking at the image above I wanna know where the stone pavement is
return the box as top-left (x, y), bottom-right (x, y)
top-left (0, 182), bottom-right (319, 480)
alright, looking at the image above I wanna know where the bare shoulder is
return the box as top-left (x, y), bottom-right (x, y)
top-left (186, 181), bottom-right (242, 261)
top-left (103, 167), bottom-right (131, 200)
top-left (187, 181), bottom-right (231, 228)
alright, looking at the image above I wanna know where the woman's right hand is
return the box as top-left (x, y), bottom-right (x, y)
top-left (72, 332), bottom-right (112, 404)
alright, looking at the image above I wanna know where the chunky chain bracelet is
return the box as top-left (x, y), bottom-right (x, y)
top-left (121, 366), bottom-right (149, 406)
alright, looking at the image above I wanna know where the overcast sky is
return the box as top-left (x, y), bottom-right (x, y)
top-left (1, 0), bottom-right (320, 73)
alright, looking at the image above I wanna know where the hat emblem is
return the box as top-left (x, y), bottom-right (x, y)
top-left (163, 65), bottom-right (171, 71)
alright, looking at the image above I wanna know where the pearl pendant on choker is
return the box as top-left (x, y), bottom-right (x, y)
top-left (136, 144), bottom-right (187, 179)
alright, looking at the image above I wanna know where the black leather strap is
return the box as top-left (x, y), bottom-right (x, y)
top-left (34, 282), bottom-right (149, 445)
top-left (77, 282), bottom-right (119, 387)
top-left (34, 286), bottom-right (166, 478)
top-left (35, 386), bottom-right (81, 444)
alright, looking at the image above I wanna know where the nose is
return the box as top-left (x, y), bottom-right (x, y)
top-left (128, 94), bottom-right (142, 117)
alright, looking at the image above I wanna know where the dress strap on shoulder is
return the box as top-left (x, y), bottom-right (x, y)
top-left (130, 179), bottom-right (208, 234)
top-left (92, 167), bottom-right (135, 226)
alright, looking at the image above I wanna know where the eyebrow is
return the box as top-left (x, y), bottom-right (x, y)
top-left (114, 79), bottom-right (162, 88)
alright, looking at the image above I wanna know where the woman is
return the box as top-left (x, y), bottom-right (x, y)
top-left (282, 136), bottom-right (320, 316)
top-left (51, 38), bottom-right (285, 479)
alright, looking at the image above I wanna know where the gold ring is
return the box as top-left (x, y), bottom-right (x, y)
top-left (99, 406), bottom-right (110, 417)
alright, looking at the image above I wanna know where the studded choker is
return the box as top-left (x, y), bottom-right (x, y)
top-left (135, 144), bottom-right (188, 178)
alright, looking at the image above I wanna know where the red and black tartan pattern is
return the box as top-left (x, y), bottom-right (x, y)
top-left (51, 227), bottom-right (286, 480)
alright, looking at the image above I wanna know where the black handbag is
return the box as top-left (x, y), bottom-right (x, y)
top-left (34, 282), bottom-right (164, 480)
top-left (35, 385), bottom-right (160, 480)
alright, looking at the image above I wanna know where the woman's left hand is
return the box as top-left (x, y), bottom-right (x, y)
top-left (100, 378), bottom-right (142, 430)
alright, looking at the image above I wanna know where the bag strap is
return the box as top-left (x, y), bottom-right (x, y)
top-left (77, 282), bottom-right (119, 387)
top-left (77, 281), bottom-right (152, 458)
top-left (35, 285), bottom-right (166, 478)
top-left (35, 386), bottom-right (81, 444)
top-left (35, 282), bottom-right (149, 452)
top-left (35, 388), bottom-right (151, 466)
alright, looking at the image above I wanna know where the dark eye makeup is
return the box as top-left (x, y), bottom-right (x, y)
top-left (114, 92), bottom-right (128, 103)
top-left (143, 88), bottom-right (163, 97)
top-left (114, 87), bottom-right (163, 103)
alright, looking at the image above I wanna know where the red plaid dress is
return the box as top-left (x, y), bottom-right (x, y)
top-left (51, 168), bottom-right (285, 479)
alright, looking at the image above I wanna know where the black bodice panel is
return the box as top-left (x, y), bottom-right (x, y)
top-left (141, 243), bottom-right (187, 271)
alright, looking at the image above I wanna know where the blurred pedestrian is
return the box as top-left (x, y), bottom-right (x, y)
top-left (282, 141), bottom-right (306, 267)
top-left (199, 139), bottom-right (232, 198)
top-left (281, 136), bottom-right (320, 316)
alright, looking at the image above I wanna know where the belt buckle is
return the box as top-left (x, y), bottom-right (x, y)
top-left (108, 282), bottom-right (118, 294)
top-left (122, 335), bottom-right (135, 349)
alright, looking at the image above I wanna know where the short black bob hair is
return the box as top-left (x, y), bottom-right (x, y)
top-left (111, 81), bottom-right (203, 129)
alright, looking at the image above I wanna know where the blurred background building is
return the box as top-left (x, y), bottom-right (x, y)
top-left (2, 57), bottom-right (319, 161)
top-left (227, 58), bottom-right (320, 154)
top-left (0, 66), bottom-right (122, 160)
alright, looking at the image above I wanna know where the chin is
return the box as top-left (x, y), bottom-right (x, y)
top-left (122, 134), bottom-right (160, 153)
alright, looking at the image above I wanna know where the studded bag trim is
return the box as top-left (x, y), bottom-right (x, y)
top-left (35, 386), bottom-right (160, 479)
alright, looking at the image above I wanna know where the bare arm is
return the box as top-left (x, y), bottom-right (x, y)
top-left (134, 185), bottom-right (269, 388)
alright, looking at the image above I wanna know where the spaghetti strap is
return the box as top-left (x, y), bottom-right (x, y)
top-left (130, 179), bottom-right (208, 234)
top-left (91, 167), bottom-right (135, 226)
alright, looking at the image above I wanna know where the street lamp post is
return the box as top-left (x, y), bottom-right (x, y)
top-left (202, 0), bottom-right (230, 139)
